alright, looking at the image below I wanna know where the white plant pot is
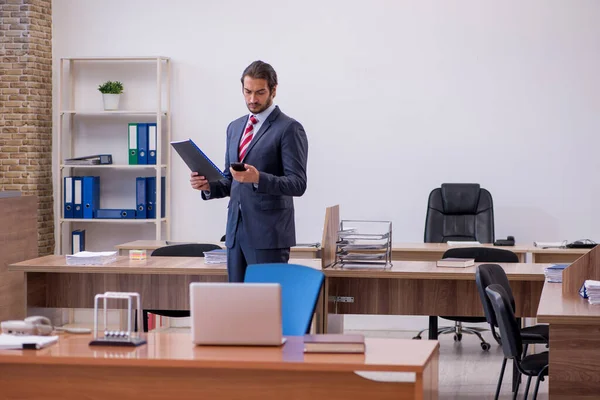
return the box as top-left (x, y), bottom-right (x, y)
top-left (102, 93), bottom-right (121, 110)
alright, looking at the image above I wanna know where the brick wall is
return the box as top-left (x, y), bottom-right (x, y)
top-left (0, 0), bottom-right (54, 256)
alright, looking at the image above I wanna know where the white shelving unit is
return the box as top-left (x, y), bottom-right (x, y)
top-left (57, 56), bottom-right (171, 255)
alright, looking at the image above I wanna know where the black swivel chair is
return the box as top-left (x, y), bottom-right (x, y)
top-left (424, 183), bottom-right (494, 244)
top-left (485, 284), bottom-right (549, 400)
top-left (413, 247), bottom-right (518, 349)
top-left (476, 263), bottom-right (549, 400)
top-left (142, 243), bottom-right (222, 332)
top-left (420, 183), bottom-right (496, 348)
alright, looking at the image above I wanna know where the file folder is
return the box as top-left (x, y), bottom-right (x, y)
top-left (146, 176), bottom-right (165, 219)
top-left (73, 177), bottom-right (83, 219)
top-left (148, 123), bottom-right (157, 165)
top-left (137, 123), bottom-right (148, 165)
top-left (128, 123), bottom-right (138, 165)
top-left (64, 176), bottom-right (73, 218)
top-left (71, 229), bottom-right (85, 254)
top-left (95, 209), bottom-right (136, 219)
top-left (82, 176), bottom-right (100, 219)
top-left (170, 139), bottom-right (226, 182)
top-left (135, 177), bottom-right (147, 219)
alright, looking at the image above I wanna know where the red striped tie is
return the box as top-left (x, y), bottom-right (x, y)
top-left (238, 115), bottom-right (258, 161)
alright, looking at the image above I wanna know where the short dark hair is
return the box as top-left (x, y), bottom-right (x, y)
top-left (241, 60), bottom-right (278, 92)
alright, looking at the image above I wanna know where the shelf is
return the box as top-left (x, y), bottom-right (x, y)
top-left (61, 218), bottom-right (167, 224)
top-left (61, 164), bottom-right (167, 170)
top-left (60, 110), bottom-right (167, 116)
top-left (61, 56), bottom-right (169, 61)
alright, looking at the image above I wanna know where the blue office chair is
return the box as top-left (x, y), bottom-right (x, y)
top-left (244, 263), bottom-right (324, 336)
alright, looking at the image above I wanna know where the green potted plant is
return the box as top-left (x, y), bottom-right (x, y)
top-left (98, 80), bottom-right (124, 110)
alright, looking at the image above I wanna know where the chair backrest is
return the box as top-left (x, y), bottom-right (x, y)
top-left (442, 247), bottom-right (519, 263)
top-left (424, 183), bottom-right (494, 243)
top-left (485, 284), bottom-right (523, 359)
top-left (151, 243), bottom-right (222, 257)
top-left (475, 263), bottom-right (517, 327)
top-left (244, 263), bottom-right (325, 336)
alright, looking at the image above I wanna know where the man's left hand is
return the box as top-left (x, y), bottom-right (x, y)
top-left (230, 164), bottom-right (260, 184)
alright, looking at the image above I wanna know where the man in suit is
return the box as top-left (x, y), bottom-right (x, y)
top-left (190, 60), bottom-right (308, 282)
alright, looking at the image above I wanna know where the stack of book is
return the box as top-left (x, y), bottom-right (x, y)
top-left (66, 251), bottom-right (117, 266)
top-left (303, 334), bottom-right (365, 353)
top-left (203, 249), bottom-right (227, 264)
top-left (583, 280), bottom-right (600, 305)
top-left (544, 264), bottom-right (568, 283)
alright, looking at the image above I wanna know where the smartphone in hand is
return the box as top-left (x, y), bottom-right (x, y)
top-left (230, 162), bottom-right (246, 172)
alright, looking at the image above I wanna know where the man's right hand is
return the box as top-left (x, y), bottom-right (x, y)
top-left (190, 172), bottom-right (210, 191)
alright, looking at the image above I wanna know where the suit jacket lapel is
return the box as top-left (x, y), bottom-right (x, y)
top-left (244, 106), bottom-right (280, 159)
top-left (230, 118), bottom-right (246, 163)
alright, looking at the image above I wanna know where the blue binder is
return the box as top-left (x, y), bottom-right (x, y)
top-left (146, 176), bottom-right (166, 219)
top-left (64, 176), bottom-right (73, 218)
top-left (95, 209), bottom-right (136, 219)
top-left (135, 177), bottom-right (147, 219)
top-left (82, 176), bottom-right (100, 219)
top-left (148, 123), bottom-right (157, 165)
top-left (137, 123), bottom-right (148, 165)
top-left (73, 177), bottom-right (84, 219)
top-left (71, 229), bottom-right (85, 254)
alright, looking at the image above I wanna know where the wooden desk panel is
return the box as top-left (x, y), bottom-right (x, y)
top-left (328, 278), bottom-right (543, 318)
top-left (537, 283), bottom-right (600, 399)
top-left (0, 195), bottom-right (37, 321)
top-left (530, 248), bottom-right (589, 264)
top-left (0, 334), bottom-right (439, 400)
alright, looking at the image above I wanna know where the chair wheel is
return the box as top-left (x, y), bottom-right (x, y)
top-left (481, 342), bottom-right (491, 351)
top-left (412, 335), bottom-right (422, 340)
top-left (454, 334), bottom-right (462, 342)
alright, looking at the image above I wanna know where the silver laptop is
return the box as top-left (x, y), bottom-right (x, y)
top-left (189, 282), bottom-right (286, 346)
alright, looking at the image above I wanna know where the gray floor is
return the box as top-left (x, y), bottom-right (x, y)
top-left (347, 328), bottom-right (548, 400)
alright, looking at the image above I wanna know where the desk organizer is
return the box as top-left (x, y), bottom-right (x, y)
top-left (89, 291), bottom-right (146, 347)
top-left (334, 220), bottom-right (393, 269)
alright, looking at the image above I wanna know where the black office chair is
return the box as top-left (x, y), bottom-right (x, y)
top-left (476, 263), bottom-right (549, 399)
top-left (419, 183), bottom-right (496, 349)
top-left (414, 247), bottom-right (517, 349)
top-left (486, 284), bottom-right (549, 400)
top-left (143, 243), bottom-right (222, 332)
top-left (424, 183), bottom-right (494, 244)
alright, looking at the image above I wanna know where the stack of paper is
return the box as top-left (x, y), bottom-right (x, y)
top-left (584, 280), bottom-right (600, 305)
top-left (203, 249), bottom-right (227, 264)
top-left (66, 251), bottom-right (117, 266)
top-left (0, 334), bottom-right (58, 350)
top-left (544, 264), bottom-right (568, 282)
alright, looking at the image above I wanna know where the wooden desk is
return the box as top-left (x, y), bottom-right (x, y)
top-left (323, 262), bottom-right (548, 337)
top-left (537, 282), bottom-right (600, 399)
top-left (530, 247), bottom-right (590, 264)
top-left (10, 255), bottom-right (322, 311)
top-left (0, 333), bottom-right (439, 400)
top-left (390, 243), bottom-right (529, 263)
top-left (116, 240), bottom-right (321, 259)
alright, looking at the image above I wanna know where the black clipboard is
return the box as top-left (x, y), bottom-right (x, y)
top-left (170, 139), bottom-right (226, 182)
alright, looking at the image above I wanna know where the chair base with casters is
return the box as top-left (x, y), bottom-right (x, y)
top-left (413, 316), bottom-right (492, 351)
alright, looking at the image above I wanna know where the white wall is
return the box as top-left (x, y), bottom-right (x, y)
top-left (52, 0), bottom-right (600, 252)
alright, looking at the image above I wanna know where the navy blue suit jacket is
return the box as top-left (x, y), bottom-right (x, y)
top-left (203, 106), bottom-right (308, 250)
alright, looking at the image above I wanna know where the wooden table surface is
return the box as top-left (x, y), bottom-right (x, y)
top-left (537, 281), bottom-right (600, 325)
top-left (9, 255), bottom-right (322, 275)
top-left (325, 261), bottom-right (549, 281)
top-left (0, 333), bottom-right (438, 373)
